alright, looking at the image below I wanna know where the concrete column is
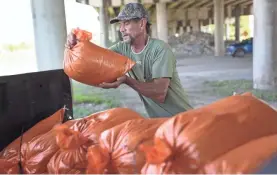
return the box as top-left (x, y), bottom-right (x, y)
top-left (186, 26), bottom-right (191, 32)
top-left (99, 1), bottom-right (109, 48)
top-left (172, 22), bottom-right (177, 35)
top-left (151, 23), bottom-right (158, 38)
top-left (111, 23), bottom-right (117, 42)
top-left (156, 3), bottom-right (168, 42)
top-left (213, 0), bottom-right (225, 56)
top-left (31, 0), bottom-right (67, 71)
top-left (179, 26), bottom-right (184, 35)
top-left (225, 24), bottom-right (230, 40)
top-left (253, 0), bottom-right (277, 90)
top-left (208, 18), bottom-right (213, 33)
top-left (235, 6), bottom-right (241, 41)
top-left (191, 19), bottom-right (200, 32)
top-left (249, 5), bottom-right (254, 38)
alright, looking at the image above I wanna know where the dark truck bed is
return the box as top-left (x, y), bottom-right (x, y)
top-left (0, 69), bottom-right (73, 151)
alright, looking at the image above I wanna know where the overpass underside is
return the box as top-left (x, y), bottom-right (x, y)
top-left (31, 0), bottom-right (277, 91)
top-left (78, 0), bottom-right (253, 56)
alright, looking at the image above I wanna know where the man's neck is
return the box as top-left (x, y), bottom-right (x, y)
top-left (131, 33), bottom-right (149, 53)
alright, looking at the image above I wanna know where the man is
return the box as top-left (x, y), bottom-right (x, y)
top-left (66, 3), bottom-right (192, 117)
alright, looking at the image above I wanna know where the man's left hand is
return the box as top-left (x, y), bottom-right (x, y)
top-left (98, 75), bottom-right (127, 89)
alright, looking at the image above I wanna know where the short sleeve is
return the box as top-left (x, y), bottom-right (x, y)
top-left (152, 45), bottom-right (175, 79)
top-left (109, 43), bottom-right (120, 53)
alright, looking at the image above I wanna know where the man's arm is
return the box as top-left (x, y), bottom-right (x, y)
top-left (125, 76), bottom-right (170, 103)
top-left (99, 43), bottom-right (175, 103)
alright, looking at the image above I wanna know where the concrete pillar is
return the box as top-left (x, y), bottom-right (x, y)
top-left (225, 24), bottom-right (230, 40)
top-left (172, 22), bottom-right (177, 35)
top-left (234, 6), bottom-right (240, 41)
top-left (151, 23), bottom-right (158, 38)
top-left (99, 2), bottom-right (109, 48)
top-left (249, 5), bottom-right (254, 38)
top-left (249, 15), bottom-right (254, 37)
top-left (191, 19), bottom-right (200, 32)
top-left (156, 3), bottom-right (168, 42)
top-left (179, 26), bottom-right (184, 35)
top-left (213, 0), bottom-right (225, 56)
top-left (253, 0), bottom-right (277, 90)
top-left (186, 26), bottom-right (191, 32)
top-left (31, 0), bottom-right (67, 71)
top-left (111, 23), bottom-right (117, 42)
top-left (208, 18), bottom-right (213, 33)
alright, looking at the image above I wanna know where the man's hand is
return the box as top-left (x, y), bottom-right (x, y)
top-left (98, 75), bottom-right (127, 89)
top-left (65, 32), bottom-right (77, 49)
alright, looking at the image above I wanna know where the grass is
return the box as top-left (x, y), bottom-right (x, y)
top-left (203, 79), bottom-right (277, 102)
top-left (72, 81), bottom-right (122, 118)
top-left (1, 42), bottom-right (33, 52)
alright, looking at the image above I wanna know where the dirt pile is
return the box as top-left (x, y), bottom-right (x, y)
top-left (168, 31), bottom-right (215, 56)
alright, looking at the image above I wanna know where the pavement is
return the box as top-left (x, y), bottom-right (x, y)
top-left (118, 55), bottom-right (253, 116)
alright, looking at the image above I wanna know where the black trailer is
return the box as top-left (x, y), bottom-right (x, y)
top-left (0, 69), bottom-right (73, 151)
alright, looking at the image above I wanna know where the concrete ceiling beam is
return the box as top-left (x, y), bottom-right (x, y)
top-left (168, 0), bottom-right (186, 9)
top-left (241, 0), bottom-right (253, 7)
top-left (225, 0), bottom-right (250, 7)
top-left (193, 0), bottom-right (210, 8)
top-left (179, 0), bottom-right (196, 9)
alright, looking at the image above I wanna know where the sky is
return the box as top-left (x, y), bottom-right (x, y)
top-left (0, 0), bottom-right (100, 44)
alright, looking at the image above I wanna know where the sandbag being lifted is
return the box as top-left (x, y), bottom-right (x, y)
top-left (63, 28), bottom-right (135, 86)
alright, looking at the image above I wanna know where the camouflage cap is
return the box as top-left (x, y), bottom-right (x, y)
top-left (110, 3), bottom-right (151, 24)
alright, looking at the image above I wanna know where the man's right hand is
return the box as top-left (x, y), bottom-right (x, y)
top-left (65, 32), bottom-right (77, 49)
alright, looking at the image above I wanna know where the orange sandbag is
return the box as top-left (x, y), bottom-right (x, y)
top-left (86, 118), bottom-right (167, 174)
top-left (81, 108), bottom-right (144, 144)
top-left (63, 118), bottom-right (88, 132)
top-left (0, 158), bottom-right (19, 174)
top-left (63, 28), bottom-right (135, 86)
top-left (72, 28), bottom-right (92, 41)
top-left (1, 108), bottom-right (64, 161)
top-left (47, 125), bottom-right (90, 174)
top-left (21, 118), bottom-right (87, 174)
top-left (199, 134), bottom-right (277, 174)
top-left (141, 95), bottom-right (277, 174)
top-left (21, 130), bottom-right (59, 174)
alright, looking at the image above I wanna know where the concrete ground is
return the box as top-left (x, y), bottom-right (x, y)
top-left (118, 55), bottom-right (253, 116)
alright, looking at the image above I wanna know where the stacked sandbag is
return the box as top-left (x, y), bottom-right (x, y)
top-left (0, 158), bottom-right (19, 174)
top-left (86, 118), bottom-right (168, 174)
top-left (200, 134), bottom-right (277, 174)
top-left (81, 107), bottom-right (144, 143)
top-left (1, 108), bottom-right (64, 155)
top-left (140, 93), bottom-right (277, 174)
top-left (0, 108), bottom-right (65, 174)
top-left (63, 28), bottom-right (135, 86)
top-left (47, 124), bottom-right (89, 174)
top-left (46, 107), bottom-right (143, 174)
top-left (21, 118), bottom-right (86, 174)
top-left (0, 107), bottom-right (144, 174)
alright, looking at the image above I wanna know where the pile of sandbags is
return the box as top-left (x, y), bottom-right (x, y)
top-left (0, 107), bottom-right (146, 174)
top-left (1, 93), bottom-right (277, 174)
top-left (63, 28), bottom-right (135, 86)
top-left (140, 93), bottom-right (277, 174)
top-left (168, 31), bottom-right (215, 56)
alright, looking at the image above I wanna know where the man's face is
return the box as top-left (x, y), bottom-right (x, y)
top-left (119, 19), bottom-right (145, 44)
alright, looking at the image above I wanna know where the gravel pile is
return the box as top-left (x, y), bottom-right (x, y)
top-left (168, 32), bottom-right (215, 56)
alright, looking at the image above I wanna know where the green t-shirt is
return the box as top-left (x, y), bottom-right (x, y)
top-left (109, 37), bottom-right (193, 117)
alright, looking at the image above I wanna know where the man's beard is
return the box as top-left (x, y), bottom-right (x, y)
top-left (122, 35), bottom-right (133, 44)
